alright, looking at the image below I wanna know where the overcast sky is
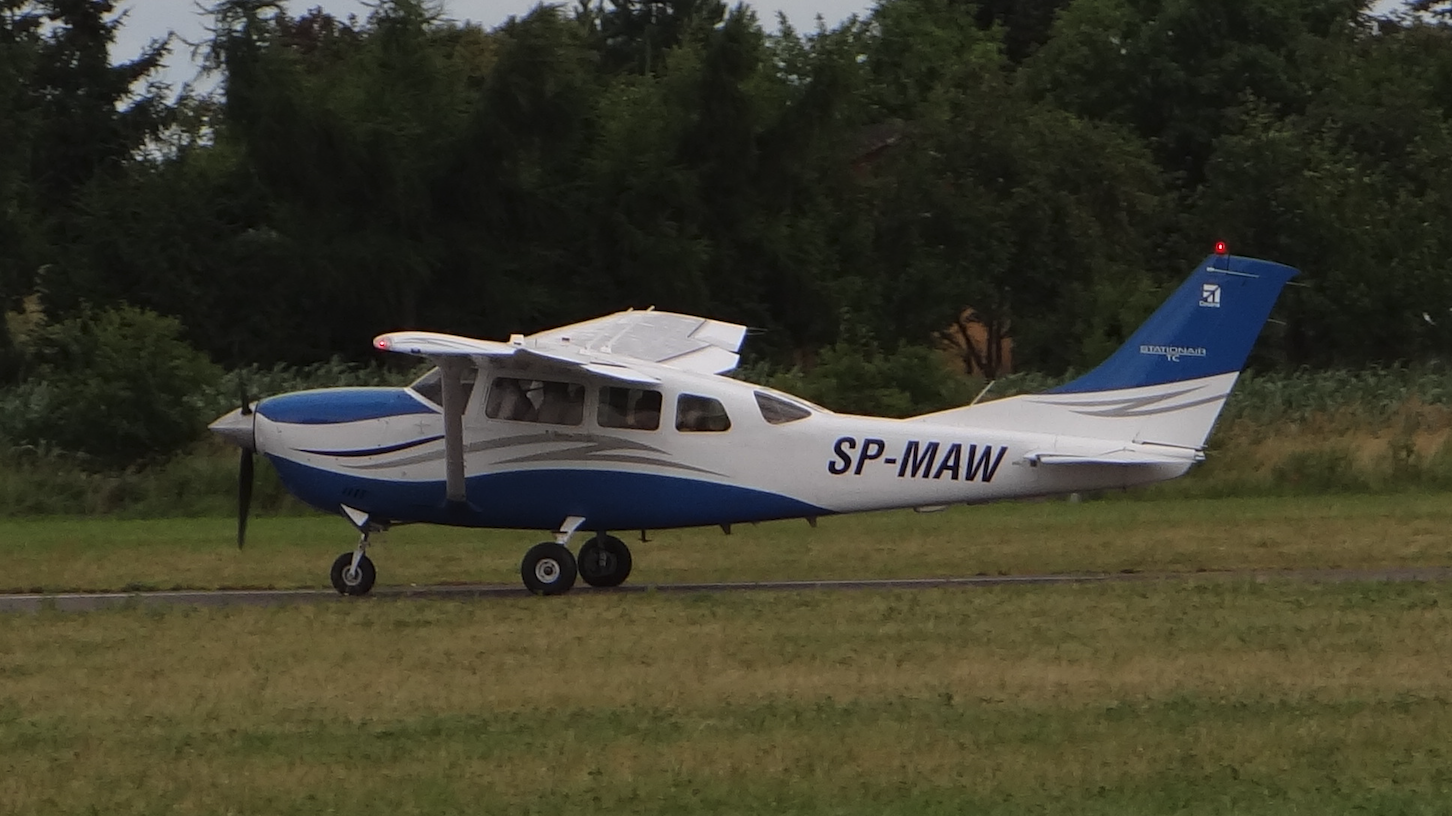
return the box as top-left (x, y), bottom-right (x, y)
top-left (115, 0), bottom-right (877, 90)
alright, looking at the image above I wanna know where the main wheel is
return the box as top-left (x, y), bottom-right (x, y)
top-left (521, 542), bottom-right (577, 595)
top-left (577, 534), bottom-right (633, 588)
top-left (330, 552), bottom-right (376, 596)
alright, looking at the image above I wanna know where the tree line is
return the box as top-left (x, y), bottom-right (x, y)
top-left (2, 0), bottom-right (1452, 385)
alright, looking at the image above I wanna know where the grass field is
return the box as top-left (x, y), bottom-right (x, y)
top-left (3, 580), bottom-right (1451, 814)
top-left (5, 493), bottom-right (1452, 813)
top-left (2, 492), bottom-right (1452, 593)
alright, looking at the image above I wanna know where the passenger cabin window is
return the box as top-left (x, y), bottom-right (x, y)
top-left (676, 394), bottom-right (731, 432)
top-left (485, 378), bottom-right (585, 425)
top-left (755, 391), bottom-right (812, 425)
top-left (409, 367), bottom-right (477, 415)
top-left (598, 387), bottom-right (662, 431)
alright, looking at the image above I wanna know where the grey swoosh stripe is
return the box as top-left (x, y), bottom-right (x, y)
top-left (1030, 385), bottom-right (1201, 411)
top-left (341, 433), bottom-right (672, 471)
top-left (491, 450), bottom-right (723, 476)
top-left (1065, 393), bottom-right (1228, 418)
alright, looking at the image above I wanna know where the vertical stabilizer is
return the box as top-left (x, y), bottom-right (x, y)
top-left (1048, 253), bottom-right (1298, 394)
top-left (912, 253), bottom-right (1298, 450)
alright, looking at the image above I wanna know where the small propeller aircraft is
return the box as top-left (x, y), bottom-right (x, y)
top-left (210, 247), bottom-right (1297, 596)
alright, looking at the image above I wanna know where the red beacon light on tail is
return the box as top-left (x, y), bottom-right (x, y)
top-left (1214, 241), bottom-right (1228, 255)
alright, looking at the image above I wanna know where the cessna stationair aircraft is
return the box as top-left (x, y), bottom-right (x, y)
top-left (210, 246), bottom-right (1297, 596)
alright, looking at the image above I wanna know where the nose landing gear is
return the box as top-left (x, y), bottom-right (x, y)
top-left (330, 547), bottom-right (376, 595)
top-left (331, 505), bottom-right (382, 596)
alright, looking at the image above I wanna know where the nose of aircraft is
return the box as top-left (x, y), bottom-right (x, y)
top-left (209, 407), bottom-right (256, 450)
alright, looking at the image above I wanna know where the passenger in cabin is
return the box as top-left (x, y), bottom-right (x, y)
top-left (486, 378), bottom-right (534, 422)
top-left (537, 381), bottom-right (583, 425)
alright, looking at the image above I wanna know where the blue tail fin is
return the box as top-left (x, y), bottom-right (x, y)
top-left (1048, 254), bottom-right (1298, 395)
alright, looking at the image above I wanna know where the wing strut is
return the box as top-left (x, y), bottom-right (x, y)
top-left (440, 358), bottom-right (468, 503)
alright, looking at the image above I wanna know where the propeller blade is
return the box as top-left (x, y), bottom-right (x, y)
top-left (237, 447), bottom-right (254, 549)
top-left (239, 380), bottom-right (253, 416)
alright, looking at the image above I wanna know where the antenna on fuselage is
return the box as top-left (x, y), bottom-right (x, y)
top-left (970, 380), bottom-right (996, 406)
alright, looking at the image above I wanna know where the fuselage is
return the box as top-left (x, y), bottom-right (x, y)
top-left (237, 361), bottom-right (1191, 533)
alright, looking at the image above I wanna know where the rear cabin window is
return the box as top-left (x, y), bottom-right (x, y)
top-left (409, 367), bottom-right (477, 415)
top-left (755, 391), bottom-right (812, 425)
top-left (598, 387), bottom-right (662, 431)
top-left (676, 394), bottom-right (731, 432)
top-left (486, 378), bottom-right (585, 425)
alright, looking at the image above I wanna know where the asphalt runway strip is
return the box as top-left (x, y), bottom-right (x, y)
top-left (3, 567), bottom-right (1452, 612)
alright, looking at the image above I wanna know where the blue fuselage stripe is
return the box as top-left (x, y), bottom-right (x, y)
top-left (267, 456), bottom-right (829, 530)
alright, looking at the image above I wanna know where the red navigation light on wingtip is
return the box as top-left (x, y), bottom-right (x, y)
top-left (1214, 241), bottom-right (1228, 255)
top-left (374, 337), bottom-right (391, 351)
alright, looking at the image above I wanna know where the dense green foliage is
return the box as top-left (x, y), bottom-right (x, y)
top-left (0, 0), bottom-right (1451, 471)
top-left (0, 305), bottom-right (221, 469)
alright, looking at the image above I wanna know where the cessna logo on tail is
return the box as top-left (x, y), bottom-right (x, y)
top-left (1200, 283), bottom-right (1221, 307)
top-left (1139, 344), bottom-right (1207, 362)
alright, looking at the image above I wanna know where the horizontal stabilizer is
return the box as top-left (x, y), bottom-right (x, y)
top-left (1023, 449), bottom-right (1203, 466)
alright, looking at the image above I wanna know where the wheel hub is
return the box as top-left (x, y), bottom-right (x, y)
top-left (534, 558), bottom-right (560, 583)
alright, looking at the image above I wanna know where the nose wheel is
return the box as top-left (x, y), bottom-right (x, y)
top-left (331, 508), bottom-right (380, 596)
top-left (330, 551), bottom-right (376, 595)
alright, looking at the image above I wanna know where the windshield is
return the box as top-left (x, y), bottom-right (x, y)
top-left (408, 367), bottom-right (477, 413)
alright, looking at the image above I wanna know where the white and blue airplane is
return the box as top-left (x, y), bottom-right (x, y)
top-left (210, 248), bottom-right (1297, 596)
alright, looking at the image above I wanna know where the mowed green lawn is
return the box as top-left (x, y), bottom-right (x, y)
top-left (2, 581), bottom-right (1451, 815)
top-left (3, 492), bottom-right (1452, 593)
top-left (4, 493), bottom-right (1452, 814)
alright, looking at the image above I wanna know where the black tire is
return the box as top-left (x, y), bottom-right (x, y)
top-left (521, 542), bottom-right (577, 596)
top-left (330, 552), bottom-right (376, 596)
top-left (577, 534), bottom-right (633, 588)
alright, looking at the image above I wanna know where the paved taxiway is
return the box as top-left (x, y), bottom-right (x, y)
top-left (3, 566), bottom-right (1451, 612)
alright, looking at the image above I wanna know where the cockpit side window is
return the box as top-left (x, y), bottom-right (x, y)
top-left (754, 391), bottom-right (812, 425)
top-left (598, 387), bottom-right (662, 431)
top-left (408, 367), bottom-right (477, 416)
top-left (486, 378), bottom-right (584, 425)
top-left (675, 394), bottom-right (731, 432)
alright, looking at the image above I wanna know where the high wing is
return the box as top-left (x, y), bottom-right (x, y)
top-left (373, 309), bottom-right (747, 380)
top-left (371, 310), bottom-right (748, 505)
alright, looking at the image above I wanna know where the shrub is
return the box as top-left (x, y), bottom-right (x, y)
top-left (0, 304), bottom-right (223, 470)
